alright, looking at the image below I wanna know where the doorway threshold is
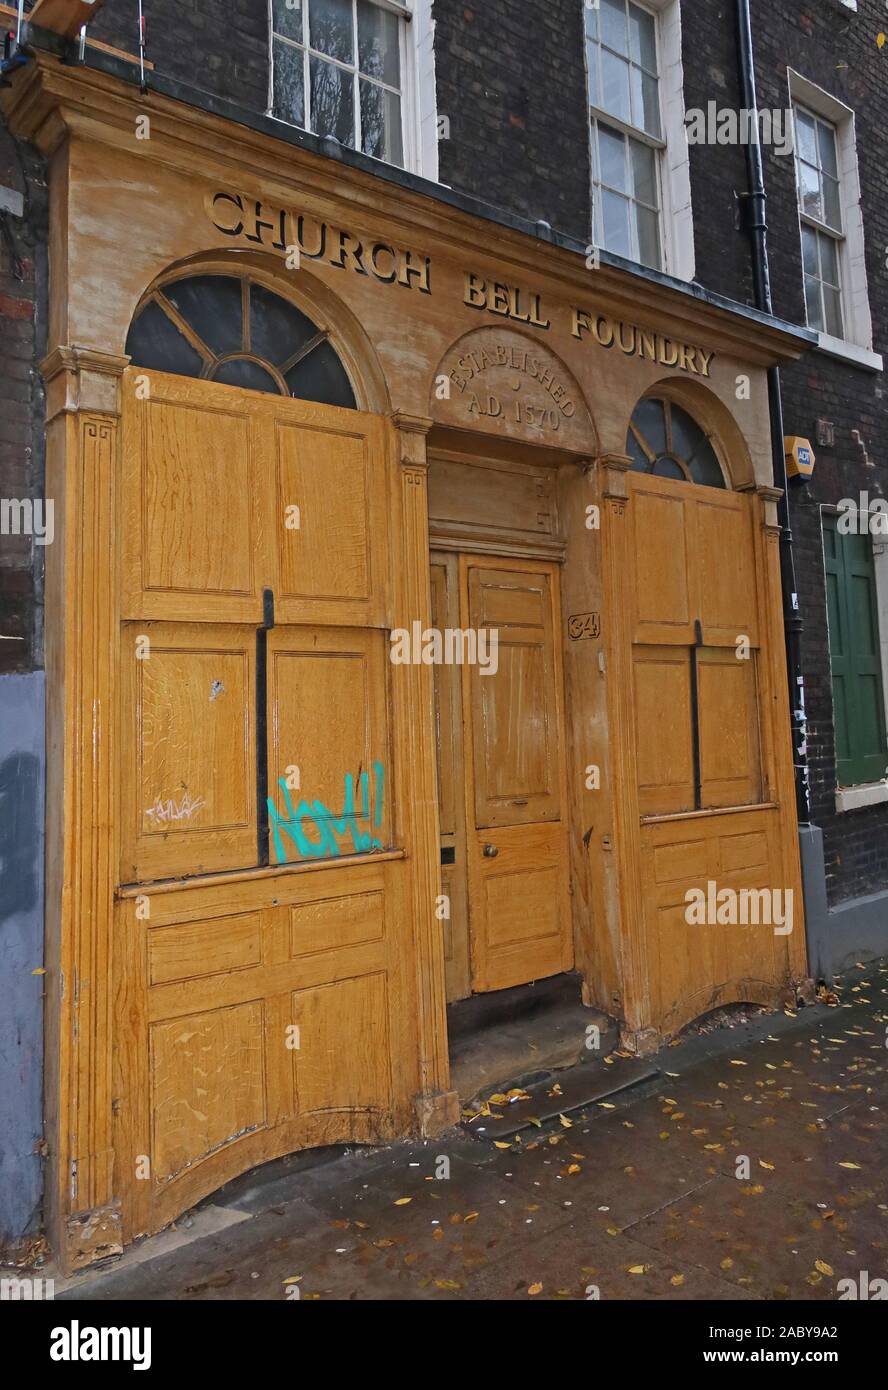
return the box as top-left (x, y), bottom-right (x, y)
top-left (447, 972), bottom-right (615, 1103)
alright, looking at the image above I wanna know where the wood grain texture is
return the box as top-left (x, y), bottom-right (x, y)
top-left (461, 557), bottom-right (573, 994)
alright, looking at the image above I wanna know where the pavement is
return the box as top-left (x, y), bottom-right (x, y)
top-left (56, 962), bottom-right (888, 1302)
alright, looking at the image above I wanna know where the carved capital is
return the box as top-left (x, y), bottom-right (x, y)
top-left (599, 452), bottom-right (634, 504)
top-left (42, 346), bottom-right (130, 422)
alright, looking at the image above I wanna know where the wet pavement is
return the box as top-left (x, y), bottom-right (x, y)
top-left (59, 963), bottom-right (888, 1302)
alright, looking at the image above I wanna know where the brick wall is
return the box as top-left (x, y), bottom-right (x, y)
top-left (86, 0), bottom-right (269, 110)
top-left (681, 0), bottom-right (754, 302)
top-left (431, 0), bottom-right (591, 239)
top-left (744, 0), bottom-right (888, 903)
top-left (0, 121), bottom-right (47, 676)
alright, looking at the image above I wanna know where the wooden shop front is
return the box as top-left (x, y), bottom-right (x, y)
top-left (3, 53), bottom-right (809, 1269)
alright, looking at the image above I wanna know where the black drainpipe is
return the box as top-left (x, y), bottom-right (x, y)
top-left (736, 0), bottom-right (809, 824)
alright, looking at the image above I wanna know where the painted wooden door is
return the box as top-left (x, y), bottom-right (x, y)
top-left (430, 555), bottom-right (471, 1002)
top-left (114, 369), bottom-right (418, 1241)
top-left (459, 557), bottom-right (573, 993)
top-left (620, 472), bottom-right (803, 1039)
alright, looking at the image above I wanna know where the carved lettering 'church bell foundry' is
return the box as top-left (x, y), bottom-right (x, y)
top-left (3, 51), bottom-right (810, 1271)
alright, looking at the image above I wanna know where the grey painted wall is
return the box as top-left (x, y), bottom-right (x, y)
top-left (0, 671), bottom-right (45, 1252)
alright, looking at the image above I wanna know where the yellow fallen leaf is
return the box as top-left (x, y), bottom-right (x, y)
top-left (720, 1257), bottom-right (734, 1270)
top-left (627, 1264), bottom-right (647, 1275)
top-left (879, 31), bottom-right (886, 49)
top-left (759, 1160), bottom-right (775, 1170)
top-left (598, 1102), bottom-right (616, 1110)
top-left (838, 1161), bottom-right (862, 1170)
top-left (529, 1117), bottom-right (542, 1128)
top-left (494, 1141), bottom-right (512, 1149)
top-left (670, 1274), bottom-right (685, 1287)
top-left (729, 1060), bottom-right (748, 1067)
top-left (283, 1276), bottom-right (302, 1285)
top-left (354, 1221), bottom-right (369, 1230)
top-left (559, 1114), bottom-right (573, 1128)
top-left (528, 1282), bottom-right (543, 1296)
top-left (463, 1212), bottom-right (479, 1223)
top-left (32, 968), bottom-right (46, 976)
top-left (488, 1093), bottom-right (508, 1105)
top-left (567, 1164), bottom-right (581, 1174)
top-left (815, 1260), bottom-right (834, 1276)
top-left (394, 1197), bottom-right (412, 1205)
top-left (434, 1279), bottom-right (463, 1291)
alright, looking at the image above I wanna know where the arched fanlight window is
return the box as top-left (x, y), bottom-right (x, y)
top-left (125, 274), bottom-right (357, 409)
top-left (627, 398), bottom-right (726, 489)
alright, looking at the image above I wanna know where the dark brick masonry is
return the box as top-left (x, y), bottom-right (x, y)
top-left (0, 116), bottom-right (47, 676)
top-left (431, 0), bottom-right (591, 240)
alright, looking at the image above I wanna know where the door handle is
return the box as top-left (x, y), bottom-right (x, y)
top-left (483, 843), bottom-right (499, 858)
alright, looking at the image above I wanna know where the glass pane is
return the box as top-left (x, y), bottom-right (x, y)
top-left (599, 124), bottom-right (628, 191)
top-left (165, 275), bottom-right (244, 357)
top-left (629, 2), bottom-right (657, 71)
top-left (125, 299), bottom-right (206, 377)
top-left (671, 405), bottom-right (709, 463)
top-left (804, 274), bottom-right (824, 331)
top-left (286, 339), bottom-right (356, 408)
top-left (819, 233), bottom-right (840, 286)
top-left (585, 3), bottom-right (599, 40)
top-left (601, 0), bottom-right (629, 55)
top-left (627, 429), bottom-right (650, 471)
top-left (249, 282), bottom-right (317, 365)
top-left (801, 224), bottom-right (818, 276)
top-left (310, 55), bottom-right (356, 144)
top-left (823, 284), bottom-right (844, 339)
top-left (689, 447), bottom-right (724, 488)
top-left (212, 358), bottom-right (281, 394)
top-left (823, 175), bottom-right (841, 232)
top-left (272, 0), bottom-right (304, 42)
top-left (630, 137), bottom-right (657, 206)
top-left (358, 0), bottom-right (400, 86)
top-left (360, 80), bottom-right (403, 165)
top-left (602, 189), bottom-right (632, 257)
top-left (272, 38), bottom-right (306, 126)
top-left (798, 160), bottom-right (822, 221)
top-left (601, 49), bottom-right (631, 122)
top-left (309, 0), bottom-right (354, 63)
top-left (632, 397), bottom-right (667, 456)
top-left (817, 118), bottom-right (838, 178)
top-left (795, 109), bottom-right (817, 165)
top-left (635, 203), bottom-right (660, 268)
top-left (587, 41), bottom-right (601, 107)
top-left (653, 456), bottom-right (685, 481)
top-left (640, 71), bottom-right (660, 138)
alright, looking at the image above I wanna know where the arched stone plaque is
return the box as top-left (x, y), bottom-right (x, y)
top-left (431, 326), bottom-right (595, 451)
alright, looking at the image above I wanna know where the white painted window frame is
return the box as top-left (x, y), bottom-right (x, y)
top-left (788, 69), bottom-right (875, 361)
top-left (266, 0), bottom-right (438, 180)
top-left (584, 0), bottom-right (694, 281)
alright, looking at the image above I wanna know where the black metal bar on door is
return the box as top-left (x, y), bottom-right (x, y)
top-left (690, 618), bottom-right (703, 811)
top-left (256, 587), bottom-right (275, 866)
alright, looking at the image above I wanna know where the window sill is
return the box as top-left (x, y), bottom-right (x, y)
top-left (814, 332), bottom-right (883, 373)
top-left (835, 781), bottom-right (888, 813)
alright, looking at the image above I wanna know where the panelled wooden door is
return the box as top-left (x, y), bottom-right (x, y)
top-left (621, 471), bottom-right (802, 1037)
top-left (114, 369), bottom-right (416, 1241)
top-left (432, 554), bottom-right (573, 998)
